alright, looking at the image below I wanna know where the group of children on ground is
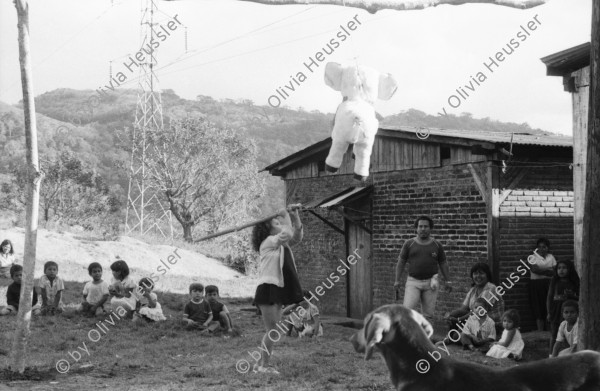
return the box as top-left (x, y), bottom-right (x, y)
top-left (0, 250), bottom-right (234, 334)
top-left (437, 245), bottom-right (580, 361)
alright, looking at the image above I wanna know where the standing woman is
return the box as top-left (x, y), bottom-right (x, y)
top-left (251, 204), bottom-right (304, 375)
top-left (528, 238), bottom-right (556, 331)
top-left (0, 239), bottom-right (16, 279)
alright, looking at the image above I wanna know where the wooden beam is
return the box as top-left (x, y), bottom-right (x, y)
top-left (307, 209), bottom-right (345, 235)
top-left (580, 0), bottom-right (600, 352)
top-left (237, 0), bottom-right (547, 13)
top-left (334, 207), bottom-right (372, 235)
top-left (499, 166), bottom-right (528, 205)
top-left (488, 162), bottom-right (501, 284)
top-left (572, 67), bottom-right (590, 277)
top-left (467, 163), bottom-right (489, 205)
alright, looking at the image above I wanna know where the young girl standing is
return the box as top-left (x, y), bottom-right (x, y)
top-left (109, 260), bottom-right (137, 317)
top-left (546, 260), bottom-right (579, 356)
top-left (251, 204), bottom-right (304, 374)
top-left (486, 309), bottom-right (525, 360)
top-left (0, 239), bottom-right (16, 279)
top-left (528, 238), bottom-right (556, 331)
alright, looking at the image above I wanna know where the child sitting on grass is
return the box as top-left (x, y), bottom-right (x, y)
top-left (205, 285), bottom-right (233, 333)
top-left (133, 277), bottom-right (166, 322)
top-left (36, 261), bottom-right (64, 315)
top-left (80, 262), bottom-right (110, 317)
top-left (183, 283), bottom-right (219, 333)
top-left (486, 309), bottom-right (525, 361)
top-left (108, 260), bottom-right (137, 318)
top-left (460, 298), bottom-right (496, 352)
top-left (282, 291), bottom-right (323, 338)
top-left (0, 264), bottom-right (40, 316)
top-left (551, 300), bottom-right (579, 357)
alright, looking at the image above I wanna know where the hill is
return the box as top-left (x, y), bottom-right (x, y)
top-left (0, 89), bottom-right (560, 238)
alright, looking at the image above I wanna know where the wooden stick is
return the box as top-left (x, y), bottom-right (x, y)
top-left (194, 213), bottom-right (280, 242)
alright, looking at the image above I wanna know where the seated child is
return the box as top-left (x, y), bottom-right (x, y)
top-left (0, 264), bottom-right (40, 316)
top-left (551, 300), bottom-right (579, 357)
top-left (108, 260), bottom-right (137, 316)
top-left (0, 239), bottom-right (16, 279)
top-left (282, 291), bottom-right (323, 338)
top-left (36, 261), bottom-right (64, 315)
top-left (133, 277), bottom-right (166, 322)
top-left (486, 309), bottom-right (525, 360)
top-left (183, 283), bottom-right (218, 333)
top-left (460, 298), bottom-right (496, 352)
top-left (205, 285), bottom-right (233, 333)
top-left (79, 262), bottom-right (110, 317)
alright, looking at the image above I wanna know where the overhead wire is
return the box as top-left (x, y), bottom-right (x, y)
top-left (4, 0), bottom-right (127, 95)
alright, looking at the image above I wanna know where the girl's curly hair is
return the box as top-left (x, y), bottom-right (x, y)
top-left (251, 221), bottom-right (272, 252)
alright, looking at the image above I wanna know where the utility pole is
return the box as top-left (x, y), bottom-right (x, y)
top-left (125, 0), bottom-right (173, 238)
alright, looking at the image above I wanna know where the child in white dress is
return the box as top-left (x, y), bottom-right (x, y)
top-left (133, 277), bottom-right (166, 322)
top-left (487, 309), bottom-right (525, 360)
top-left (109, 260), bottom-right (137, 316)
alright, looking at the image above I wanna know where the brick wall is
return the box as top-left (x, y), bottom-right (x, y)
top-left (281, 160), bottom-right (574, 332)
top-left (496, 164), bottom-right (574, 331)
top-left (370, 163), bottom-right (489, 330)
top-left (285, 174), bottom-right (365, 316)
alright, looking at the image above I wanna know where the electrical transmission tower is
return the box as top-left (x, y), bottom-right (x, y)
top-left (125, 0), bottom-right (173, 238)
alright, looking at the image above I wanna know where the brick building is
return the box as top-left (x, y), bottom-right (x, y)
top-left (263, 126), bottom-right (574, 331)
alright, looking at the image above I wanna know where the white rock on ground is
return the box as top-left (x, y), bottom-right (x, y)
top-left (0, 228), bottom-right (257, 306)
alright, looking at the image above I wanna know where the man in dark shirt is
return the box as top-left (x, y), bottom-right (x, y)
top-left (0, 264), bottom-right (40, 316)
top-left (394, 216), bottom-right (452, 324)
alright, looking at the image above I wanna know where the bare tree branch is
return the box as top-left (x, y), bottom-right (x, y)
top-left (236, 0), bottom-right (547, 13)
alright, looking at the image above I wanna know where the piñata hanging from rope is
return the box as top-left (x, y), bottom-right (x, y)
top-left (324, 62), bottom-right (398, 181)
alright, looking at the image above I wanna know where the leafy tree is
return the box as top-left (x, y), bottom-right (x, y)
top-left (2, 152), bottom-right (120, 225)
top-left (145, 117), bottom-right (264, 242)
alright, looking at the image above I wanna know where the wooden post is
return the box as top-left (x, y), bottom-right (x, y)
top-left (488, 162), bottom-right (500, 284)
top-left (571, 66), bottom-right (589, 276)
top-left (580, 1), bottom-right (600, 352)
top-left (10, 0), bottom-right (43, 373)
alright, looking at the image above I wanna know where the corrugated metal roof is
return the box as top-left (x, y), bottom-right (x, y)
top-left (382, 125), bottom-right (572, 147)
top-left (541, 42), bottom-right (590, 76)
top-left (262, 126), bottom-right (572, 174)
top-left (319, 187), bottom-right (369, 208)
top-left (303, 186), bottom-right (371, 209)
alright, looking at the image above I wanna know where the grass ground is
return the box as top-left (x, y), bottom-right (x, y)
top-left (0, 281), bottom-right (551, 391)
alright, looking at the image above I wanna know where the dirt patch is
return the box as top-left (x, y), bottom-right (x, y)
top-left (0, 366), bottom-right (56, 382)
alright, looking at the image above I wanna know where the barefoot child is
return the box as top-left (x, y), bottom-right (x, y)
top-left (205, 285), bottom-right (233, 333)
top-left (551, 300), bottom-right (579, 357)
top-left (486, 309), bottom-right (525, 360)
top-left (37, 261), bottom-right (64, 315)
top-left (183, 283), bottom-right (218, 333)
top-left (80, 262), bottom-right (110, 317)
top-left (460, 298), bottom-right (496, 352)
top-left (0, 264), bottom-right (40, 316)
top-left (282, 291), bottom-right (323, 338)
top-left (251, 204), bottom-right (304, 374)
top-left (109, 260), bottom-right (137, 317)
top-left (133, 277), bottom-right (166, 322)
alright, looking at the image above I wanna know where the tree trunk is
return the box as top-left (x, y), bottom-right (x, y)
top-left (166, 192), bottom-right (195, 241)
top-left (182, 224), bottom-right (194, 242)
top-left (11, 0), bottom-right (43, 373)
top-left (580, 1), bottom-right (600, 352)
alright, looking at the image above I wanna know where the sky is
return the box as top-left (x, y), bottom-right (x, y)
top-left (0, 0), bottom-right (593, 136)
